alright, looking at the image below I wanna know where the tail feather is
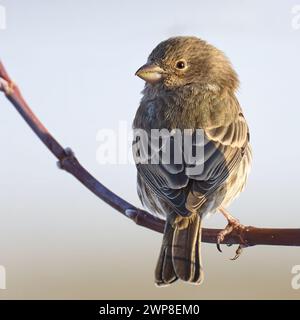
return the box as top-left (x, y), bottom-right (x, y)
top-left (155, 213), bottom-right (204, 286)
top-left (155, 222), bottom-right (178, 286)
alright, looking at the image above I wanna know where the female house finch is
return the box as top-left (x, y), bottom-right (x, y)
top-left (133, 37), bottom-right (251, 286)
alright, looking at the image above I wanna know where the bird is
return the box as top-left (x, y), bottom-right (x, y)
top-left (132, 36), bottom-right (252, 286)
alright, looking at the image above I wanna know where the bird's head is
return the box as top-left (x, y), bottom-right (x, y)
top-left (135, 36), bottom-right (238, 92)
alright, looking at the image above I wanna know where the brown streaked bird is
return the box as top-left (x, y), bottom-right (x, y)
top-left (132, 36), bottom-right (252, 286)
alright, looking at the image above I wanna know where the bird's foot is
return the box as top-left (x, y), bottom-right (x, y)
top-left (216, 215), bottom-right (244, 251)
top-left (216, 209), bottom-right (248, 260)
top-left (57, 147), bottom-right (76, 170)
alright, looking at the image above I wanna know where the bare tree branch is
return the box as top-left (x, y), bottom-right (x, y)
top-left (1, 60), bottom-right (300, 248)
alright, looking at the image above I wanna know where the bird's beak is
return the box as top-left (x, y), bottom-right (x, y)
top-left (135, 64), bottom-right (165, 84)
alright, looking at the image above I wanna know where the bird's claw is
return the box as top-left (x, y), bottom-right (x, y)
top-left (216, 220), bottom-right (237, 253)
top-left (217, 234), bottom-right (224, 253)
top-left (230, 244), bottom-right (244, 260)
top-left (216, 242), bottom-right (222, 253)
top-left (57, 147), bottom-right (75, 169)
top-left (216, 234), bottom-right (234, 252)
top-left (216, 217), bottom-right (247, 259)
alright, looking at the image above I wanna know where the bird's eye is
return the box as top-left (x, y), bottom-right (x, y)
top-left (175, 60), bottom-right (187, 70)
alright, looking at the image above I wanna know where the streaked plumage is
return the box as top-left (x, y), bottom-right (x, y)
top-left (133, 36), bottom-right (252, 286)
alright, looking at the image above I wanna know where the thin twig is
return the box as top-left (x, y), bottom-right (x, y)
top-left (1, 60), bottom-right (300, 247)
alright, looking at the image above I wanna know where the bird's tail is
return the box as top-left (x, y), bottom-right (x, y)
top-left (155, 212), bottom-right (204, 286)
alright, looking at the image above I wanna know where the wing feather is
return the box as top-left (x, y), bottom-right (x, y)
top-left (135, 108), bottom-right (250, 216)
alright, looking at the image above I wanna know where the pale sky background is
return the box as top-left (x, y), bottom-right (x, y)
top-left (0, 0), bottom-right (300, 299)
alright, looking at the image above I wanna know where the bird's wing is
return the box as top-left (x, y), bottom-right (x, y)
top-left (135, 112), bottom-right (249, 217)
top-left (135, 133), bottom-right (190, 215)
top-left (186, 112), bottom-right (249, 212)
